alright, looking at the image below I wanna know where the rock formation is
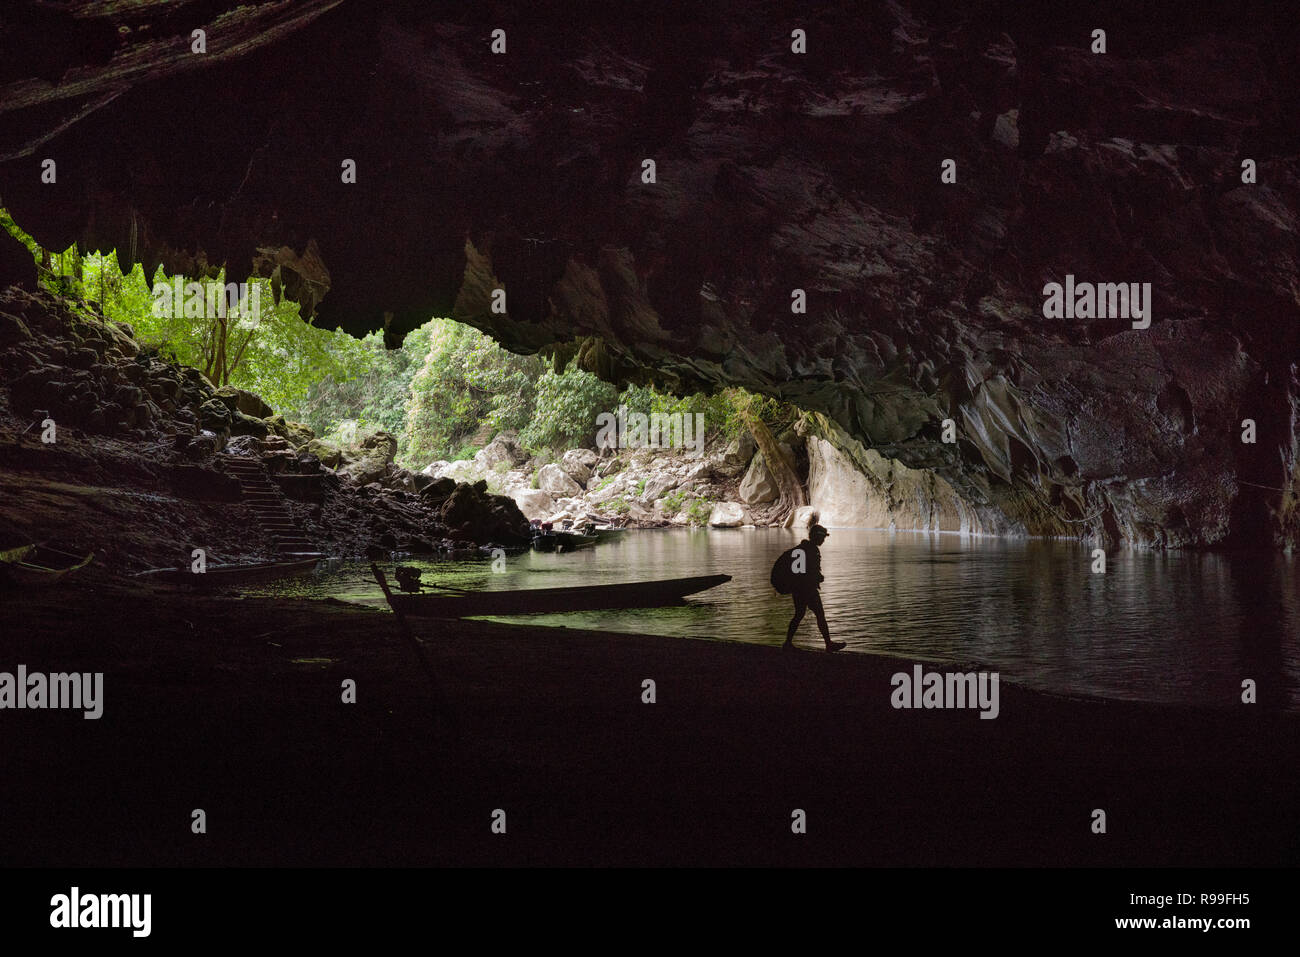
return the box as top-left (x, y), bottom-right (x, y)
top-left (2, 1), bottom-right (1297, 546)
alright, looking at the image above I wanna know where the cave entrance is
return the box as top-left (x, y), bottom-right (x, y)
top-left (1, 205), bottom-right (813, 539)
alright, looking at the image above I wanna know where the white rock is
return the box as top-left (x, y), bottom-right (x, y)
top-left (586, 474), bottom-right (630, 503)
top-left (559, 448), bottom-right (598, 486)
top-left (785, 505), bottom-right (819, 529)
top-left (537, 463), bottom-right (583, 497)
top-left (643, 473), bottom-right (679, 501)
top-left (440, 459), bottom-right (486, 484)
top-left (511, 487), bottom-right (556, 521)
top-left (708, 501), bottom-right (747, 527)
top-left (738, 452), bottom-right (778, 504)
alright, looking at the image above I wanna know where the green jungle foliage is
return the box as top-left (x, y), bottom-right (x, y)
top-left (2, 209), bottom-right (799, 468)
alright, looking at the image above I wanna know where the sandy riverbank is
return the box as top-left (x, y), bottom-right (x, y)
top-left (2, 576), bottom-right (1296, 867)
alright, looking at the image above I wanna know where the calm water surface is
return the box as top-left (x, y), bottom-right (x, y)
top-left (247, 528), bottom-right (1300, 710)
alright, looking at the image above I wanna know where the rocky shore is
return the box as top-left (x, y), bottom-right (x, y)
top-left (420, 427), bottom-right (808, 530)
top-left (0, 286), bottom-right (529, 572)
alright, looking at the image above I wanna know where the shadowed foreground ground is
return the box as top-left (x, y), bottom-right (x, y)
top-left (2, 577), bottom-right (1296, 867)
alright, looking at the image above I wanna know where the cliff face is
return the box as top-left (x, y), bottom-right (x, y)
top-left (1, 0), bottom-right (1298, 546)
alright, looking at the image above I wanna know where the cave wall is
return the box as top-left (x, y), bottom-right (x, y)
top-left (1, 0), bottom-right (1298, 546)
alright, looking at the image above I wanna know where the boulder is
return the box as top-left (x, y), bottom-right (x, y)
top-left (537, 462), bottom-right (582, 497)
top-left (440, 481), bottom-right (530, 544)
top-left (421, 460), bottom-right (450, 477)
top-left (559, 448), bottom-right (599, 485)
top-left (198, 398), bottom-right (233, 433)
top-left (708, 501), bottom-right (748, 527)
top-left (739, 452), bottom-right (779, 504)
top-left (723, 432), bottom-right (757, 467)
top-left (643, 473), bottom-right (679, 501)
top-left (586, 472), bottom-right (629, 503)
top-left (0, 310), bottom-right (32, 348)
top-left (339, 430), bottom-right (399, 486)
top-left (511, 487), bottom-right (556, 521)
top-left (474, 431), bottom-right (529, 470)
top-left (305, 438), bottom-right (342, 468)
top-left (438, 459), bottom-right (486, 484)
top-left (230, 410), bottom-right (270, 438)
top-left (213, 385), bottom-right (274, 418)
top-left (389, 467), bottom-right (418, 492)
top-left (785, 505), bottom-right (819, 529)
top-left (100, 320), bottom-right (140, 358)
top-left (223, 434), bottom-right (264, 456)
top-left (420, 477), bottom-right (457, 505)
top-left (185, 431), bottom-right (221, 459)
top-left (283, 421), bottom-right (315, 448)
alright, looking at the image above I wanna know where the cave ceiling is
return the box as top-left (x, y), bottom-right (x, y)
top-left (1, 0), bottom-right (1298, 544)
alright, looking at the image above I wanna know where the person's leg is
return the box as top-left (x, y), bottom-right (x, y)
top-left (784, 593), bottom-right (807, 647)
top-left (809, 593), bottom-right (844, 651)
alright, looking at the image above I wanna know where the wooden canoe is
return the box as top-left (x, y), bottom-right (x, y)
top-left (385, 573), bottom-right (731, 618)
top-left (135, 557), bottom-right (322, 587)
top-left (0, 545), bottom-right (93, 587)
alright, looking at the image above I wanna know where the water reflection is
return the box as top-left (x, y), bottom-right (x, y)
top-left (245, 528), bottom-right (1299, 710)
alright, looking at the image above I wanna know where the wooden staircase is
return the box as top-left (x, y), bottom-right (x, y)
top-left (218, 454), bottom-right (322, 558)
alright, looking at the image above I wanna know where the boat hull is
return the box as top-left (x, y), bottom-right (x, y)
top-left (387, 573), bottom-right (732, 619)
top-left (532, 532), bottom-right (597, 552)
top-left (0, 547), bottom-right (93, 587)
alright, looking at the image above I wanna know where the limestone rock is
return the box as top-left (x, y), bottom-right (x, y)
top-left (723, 433), bottom-right (757, 468)
top-left (475, 431), bottom-right (529, 470)
top-left (438, 459), bottom-right (486, 484)
top-left (338, 431), bottom-right (398, 486)
top-left (511, 487), bottom-right (556, 521)
top-left (213, 385), bottom-right (274, 419)
top-left (708, 502), bottom-right (748, 527)
top-left (537, 463), bottom-right (582, 497)
top-left (738, 453), bottom-right (778, 504)
top-left (305, 439), bottom-right (342, 468)
top-left (560, 448), bottom-right (599, 486)
top-left (785, 505), bottom-right (818, 529)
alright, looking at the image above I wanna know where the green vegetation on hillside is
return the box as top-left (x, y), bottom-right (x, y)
top-left (2, 208), bottom-right (799, 468)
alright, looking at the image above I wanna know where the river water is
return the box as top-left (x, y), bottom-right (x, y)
top-left (248, 527), bottom-right (1300, 711)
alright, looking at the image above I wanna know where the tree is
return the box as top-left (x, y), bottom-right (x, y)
top-left (402, 320), bottom-right (546, 465)
top-left (519, 367), bottom-right (619, 453)
top-left (738, 395), bottom-right (806, 521)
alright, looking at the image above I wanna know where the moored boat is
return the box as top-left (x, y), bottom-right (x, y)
top-left (0, 545), bottom-right (93, 587)
top-left (530, 521), bottom-right (597, 552)
top-left (381, 573), bottom-right (731, 618)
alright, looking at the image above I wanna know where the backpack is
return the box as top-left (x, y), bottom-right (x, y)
top-left (770, 547), bottom-right (798, 594)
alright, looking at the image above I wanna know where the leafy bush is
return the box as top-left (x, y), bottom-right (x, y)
top-left (519, 368), bottom-right (618, 454)
top-left (685, 497), bottom-right (715, 526)
top-left (402, 320), bottom-right (545, 466)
